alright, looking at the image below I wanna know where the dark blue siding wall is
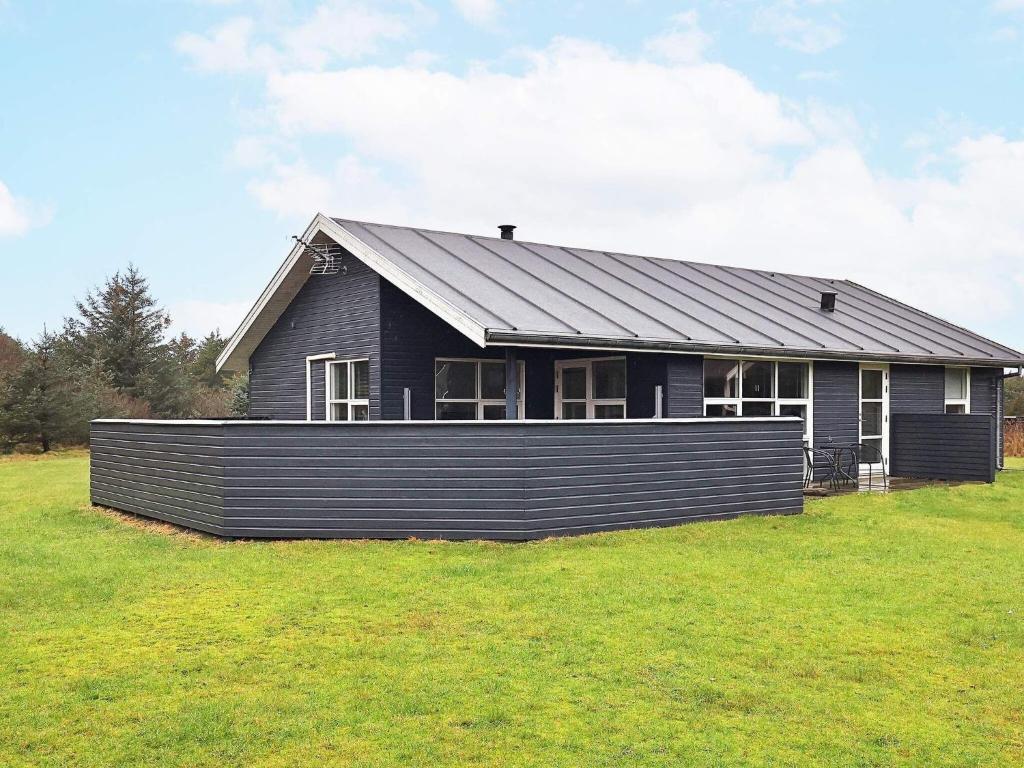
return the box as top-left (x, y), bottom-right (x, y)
top-left (90, 422), bottom-right (225, 535)
top-left (523, 419), bottom-right (804, 536)
top-left (890, 364), bottom-right (944, 414)
top-left (971, 367), bottom-right (1003, 470)
top-left (379, 281), bottom-right (672, 419)
top-left (379, 280), bottom-right (495, 420)
top-left (891, 414), bottom-right (995, 482)
top-left (665, 356), bottom-right (704, 417)
top-left (813, 361), bottom-right (859, 448)
top-left (249, 255), bottom-right (381, 420)
top-left (91, 418), bottom-right (805, 540)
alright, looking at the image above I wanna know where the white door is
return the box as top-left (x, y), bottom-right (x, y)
top-left (858, 364), bottom-right (889, 469)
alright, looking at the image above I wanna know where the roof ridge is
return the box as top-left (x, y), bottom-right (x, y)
top-left (330, 216), bottom-right (845, 285)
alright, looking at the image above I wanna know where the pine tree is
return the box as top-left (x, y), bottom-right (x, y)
top-left (0, 329), bottom-right (26, 380)
top-left (65, 264), bottom-right (171, 396)
top-left (228, 372), bottom-right (250, 416)
top-left (0, 331), bottom-right (76, 452)
top-left (191, 331), bottom-right (228, 388)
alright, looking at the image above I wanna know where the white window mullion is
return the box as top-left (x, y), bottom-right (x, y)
top-left (327, 358), bottom-right (370, 421)
top-left (435, 358), bottom-right (524, 420)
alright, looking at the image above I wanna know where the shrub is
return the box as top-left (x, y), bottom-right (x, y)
top-left (1006, 419), bottom-right (1024, 458)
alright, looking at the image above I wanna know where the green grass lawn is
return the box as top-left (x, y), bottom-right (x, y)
top-left (1, 452), bottom-right (1022, 767)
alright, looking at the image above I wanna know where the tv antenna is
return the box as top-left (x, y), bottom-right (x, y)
top-left (292, 235), bottom-right (346, 276)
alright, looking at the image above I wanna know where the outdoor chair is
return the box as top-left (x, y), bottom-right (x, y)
top-left (850, 442), bottom-right (889, 492)
top-left (803, 445), bottom-right (843, 490)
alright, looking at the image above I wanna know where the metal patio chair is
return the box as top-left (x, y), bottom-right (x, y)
top-left (850, 442), bottom-right (889, 492)
top-left (803, 445), bottom-right (843, 490)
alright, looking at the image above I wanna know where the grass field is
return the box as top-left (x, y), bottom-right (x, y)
top-left (1, 452), bottom-right (1022, 767)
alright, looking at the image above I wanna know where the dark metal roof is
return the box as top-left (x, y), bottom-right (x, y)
top-left (333, 218), bottom-right (1024, 367)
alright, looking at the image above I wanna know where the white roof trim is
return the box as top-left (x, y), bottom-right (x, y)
top-left (216, 213), bottom-right (488, 373)
top-left (318, 217), bottom-right (488, 348)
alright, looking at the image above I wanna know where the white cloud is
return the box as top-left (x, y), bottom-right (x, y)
top-left (169, 299), bottom-right (251, 337)
top-left (993, 0), bottom-right (1024, 12)
top-left (175, 2), bottom-right (427, 74)
top-left (281, 2), bottom-right (418, 69)
top-left (643, 10), bottom-right (712, 64)
top-left (179, 11), bottom-right (1024, 344)
top-left (175, 16), bottom-right (276, 73)
top-left (752, 1), bottom-right (844, 54)
top-left (991, 25), bottom-right (1019, 41)
top-left (245, 38), bottom-right (1023, 333)
top-left (452, 0), bottom-right (500, 26)
top-left (0, 180), bottom-right (49, 237)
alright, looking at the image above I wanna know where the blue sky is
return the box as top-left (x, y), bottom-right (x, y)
top-left (2, 0), bottom-right (1024, 354)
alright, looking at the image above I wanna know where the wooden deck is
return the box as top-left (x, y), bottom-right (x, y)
top-left (803, 476), bottom-right (977, 497)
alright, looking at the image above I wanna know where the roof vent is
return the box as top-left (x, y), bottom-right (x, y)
top-left (820, 291), bottom-right (837, 312)
top-left (498, 224), bottom-right (516, 240)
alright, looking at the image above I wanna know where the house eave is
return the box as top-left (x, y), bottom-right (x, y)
top-left (216, 213), bottom-right (488, 373)
top-left (483, 329), bottom-right (1024, 368)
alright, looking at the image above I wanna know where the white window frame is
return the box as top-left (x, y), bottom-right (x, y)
top-left (326, 358), bottom-right (370, 421)
top-left (944, 366), bottom-right (971, 414)
top-left (554, 356), bottom-right (628, 420)
top-left (306, 352), bottom-right (336, 421)
top-left (434, 358), bottom-right (525, 420)
top-left (703, 358), bottom-right (814, 445)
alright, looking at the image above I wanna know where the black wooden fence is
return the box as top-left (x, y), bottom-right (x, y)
top-left (90, 417), bottom-right (805, 540)
top-left (890, 413), bottom-right (995, 482)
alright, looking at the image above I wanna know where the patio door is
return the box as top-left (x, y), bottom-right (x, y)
top-left (554, 357), bottom-right (627, 419)
top-left (859, 364), bottom-right (889, 469)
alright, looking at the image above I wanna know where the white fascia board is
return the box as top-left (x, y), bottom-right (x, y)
top-left (215, 215), bottom-right (322, 373)
top-left (317, 215), bottom-right (488, 348)
top-left (216, 214), bottom-right (489, 374)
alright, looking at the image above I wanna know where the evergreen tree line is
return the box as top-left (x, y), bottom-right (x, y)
top-left (0, 265), bottom-right (248, 452)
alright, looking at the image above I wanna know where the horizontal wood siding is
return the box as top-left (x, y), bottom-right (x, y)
top-left (91, 418), bottom-right (805, 540)
top-left (665, 355), bottom-right (703, 417)
top-left (971, 367), bottom-right (1002, 472)
top-left (90, 422), bottom-right (226, 535)
top-left (221, 422), bottom-right (526, 539)
top-left (890, 413), bottom-right (995, 482)
top-left (379, 285), bottom-right (678, 420)
top-left (812, 361), bottom-right (859, 479)
top-left (249, 253), bottom-right (381, 420)
top-left (522, 419), bottom-right (804, 536)
top-left (379, 280), bottom-right (495, 420)
top-left (890, 364), bottom-right (944, 414)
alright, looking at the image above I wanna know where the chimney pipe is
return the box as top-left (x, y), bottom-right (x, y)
top-left (499, 224), bottom-right (516, 240)
top-left (820, 291), bottom-right (837, 312)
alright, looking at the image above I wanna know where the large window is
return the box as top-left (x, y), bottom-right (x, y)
top-left (555, 357), bottom-right (627, 419)
top-left (435, 358), bottom-right (525, 420)
top-left (327, 359), bottom-right (370, 421)
top-left (944, 367), bottom-right (970, 414)
top-left (704, 358), bottom-right (812, 441)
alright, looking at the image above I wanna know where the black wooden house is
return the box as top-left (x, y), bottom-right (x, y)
top-left (90, 214), bottom-right (1023, 539)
